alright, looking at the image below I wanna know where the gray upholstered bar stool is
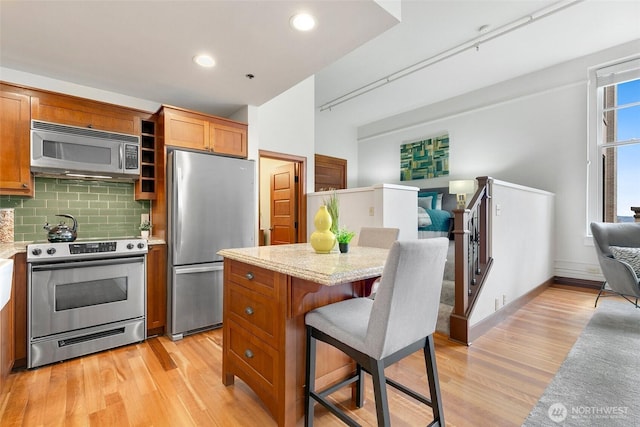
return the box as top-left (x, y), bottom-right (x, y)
top-left (357, 227), bottom-right (399, 297)
top-left (357, 227), bottom-right (399, 249)
top-left (304, 238), bottom-right (449, 427)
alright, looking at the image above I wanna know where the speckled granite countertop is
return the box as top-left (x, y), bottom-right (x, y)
top-left (218, 243), bottom-right (389, 286)
top-left (0, 242), bottom-right (28, 259)
top-left (0, 237), bottom-right (166, 259)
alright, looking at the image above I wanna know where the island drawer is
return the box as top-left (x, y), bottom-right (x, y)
top-left (227, 282), bottom-right (279, 346)
top-left (226, 319), bottom-right (279, 414)
top-left (227, 260), bottom-right (276, 297)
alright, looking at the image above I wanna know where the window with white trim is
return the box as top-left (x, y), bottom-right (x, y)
top-left (589, 59), bottom-right (640, 225)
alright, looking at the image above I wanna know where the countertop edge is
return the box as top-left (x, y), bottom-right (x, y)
top-left (219, 248), bottom-right (384, 286)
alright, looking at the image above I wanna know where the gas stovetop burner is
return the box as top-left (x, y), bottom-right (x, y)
top-left (27, 238), bottom-right (148, 262)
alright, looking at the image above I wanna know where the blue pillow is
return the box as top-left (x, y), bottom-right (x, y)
top-left (422, 209), bottom-right (451, 232)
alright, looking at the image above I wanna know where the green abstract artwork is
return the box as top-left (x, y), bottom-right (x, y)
top-left (400, 134), bottom-right (449, 181)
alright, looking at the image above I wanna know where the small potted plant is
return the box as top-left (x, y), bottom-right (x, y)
top-left (139, 220), bottom-right (152, 238)
top-left (335, 227), bottom-right (355, 253)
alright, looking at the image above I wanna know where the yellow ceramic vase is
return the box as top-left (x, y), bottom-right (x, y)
top-left (310, 205), bottom-right (336, 254)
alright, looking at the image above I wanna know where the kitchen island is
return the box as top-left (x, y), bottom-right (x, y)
top-left (218, 243), bottom-right (389, 427)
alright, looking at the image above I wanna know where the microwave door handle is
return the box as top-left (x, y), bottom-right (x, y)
top-left (118, 144), bottom-right (124, 170)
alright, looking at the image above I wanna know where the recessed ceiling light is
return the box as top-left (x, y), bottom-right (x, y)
top-left (193, 54), bottom-right (215, 68)
top-left (290, 13), bottom-right (316, 32)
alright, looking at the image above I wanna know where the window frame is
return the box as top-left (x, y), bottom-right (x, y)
top-left (586, 57), bottom-right (640, 235)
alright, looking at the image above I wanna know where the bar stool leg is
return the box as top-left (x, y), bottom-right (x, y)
top-left (305, 326), bottom-right (317, 427)
top-left (355, 364), bottom-right (364, 408)
top-left (370, 358), bottom-right (391, 426)
top-left (424, 334), bottom-right (444, 425)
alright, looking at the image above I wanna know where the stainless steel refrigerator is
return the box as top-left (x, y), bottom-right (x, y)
top-left (167, 149), bottom-right (255, 340)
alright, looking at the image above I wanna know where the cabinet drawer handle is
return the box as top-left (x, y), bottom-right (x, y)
top-left (22, 183), bottom-right (28, 188)
top-left (244, 306), bottom-right (254, 315)
top-left (245, 272), bottom-right (254, 280)
top-left (244, 349), bottom-right (254, 359)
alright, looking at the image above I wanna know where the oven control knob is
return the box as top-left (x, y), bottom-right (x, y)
top-left (137, 242), bottom-right (145, 249)
top-left (127, 243), bottom-right (134, 250)
top-left (31, 248), bottom-right (42, 256)
top-left (46, 248), bottom-right (56, 255)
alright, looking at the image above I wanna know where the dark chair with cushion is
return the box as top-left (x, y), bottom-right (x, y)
top-left (304, 238), bottom-right (449, 426)
top-left (590, 222), bottom-right (640, 308)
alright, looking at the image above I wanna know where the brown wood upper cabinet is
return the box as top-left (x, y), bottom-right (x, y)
top-left (31, 91), bottom-right (141, 135)
top-left (0, 86), bottom-right (33, 196)
top-left (162, 106), bottom-right (247, 158)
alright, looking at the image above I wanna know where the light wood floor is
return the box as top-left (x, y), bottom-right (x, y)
top-left (0, 286), bottom-right (598, 427)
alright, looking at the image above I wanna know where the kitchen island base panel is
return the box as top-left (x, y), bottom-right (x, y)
top-left (222, 257), bottom-right (368, 427)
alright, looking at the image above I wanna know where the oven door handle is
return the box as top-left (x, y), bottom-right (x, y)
top-left (31, 256), bottom-right (145, 271)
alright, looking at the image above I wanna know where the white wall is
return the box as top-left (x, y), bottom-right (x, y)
top-left (257, 76), bottom-right (316, 192)
top-left (306, 184), bottom-right (418, 243)
top-left (340, 40), bottom-right (640, 281)
top-left (469, 181), bottom-right (555, 325)
top-left (315, 112), bottom-right (359, 188)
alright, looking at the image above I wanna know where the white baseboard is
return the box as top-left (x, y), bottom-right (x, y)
top-left (554, 259), bottom-right (603, 282)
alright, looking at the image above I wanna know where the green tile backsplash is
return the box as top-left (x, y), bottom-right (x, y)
top-left (0, 177), bottom-right (150, 242)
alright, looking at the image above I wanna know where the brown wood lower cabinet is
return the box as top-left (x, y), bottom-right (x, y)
top-left (146, 243), bottom-right (167, 336)
top-left (12, 252), bottom-right (26, 370)
top-left (0, 271), bottom-right (14, 392)
top-left (222, 259), bottom-right (365, 427)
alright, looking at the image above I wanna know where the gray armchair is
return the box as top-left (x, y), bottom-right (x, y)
top-left (590, 222), bottom-right (640, 308)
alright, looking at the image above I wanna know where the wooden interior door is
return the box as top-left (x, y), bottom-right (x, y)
top-left (315, 154), bottom-right (347, 192)
top-left (270, 163), bottom-right (298, 245)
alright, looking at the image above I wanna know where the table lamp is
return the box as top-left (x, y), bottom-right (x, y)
top-left (449, 180), bottom-right (475, 209)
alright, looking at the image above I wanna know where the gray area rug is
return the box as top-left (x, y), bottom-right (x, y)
top-left (522, 299), bottom-right (640, 426)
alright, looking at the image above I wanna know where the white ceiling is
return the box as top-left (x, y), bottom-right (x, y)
top-left (315, 0), bottom-right (640, 128)
top-left (0, 0), bottom-right (398, 116)
top-left (1, 0), bottom-right (639, 130)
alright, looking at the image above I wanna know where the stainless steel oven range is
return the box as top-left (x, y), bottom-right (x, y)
top-left (27, 238), bottom-right (147, 368)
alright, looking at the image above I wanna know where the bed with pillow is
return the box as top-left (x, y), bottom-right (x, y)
top-left (417, 187), bottom-right (457, 239)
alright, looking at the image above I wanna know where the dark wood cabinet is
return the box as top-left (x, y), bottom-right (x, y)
top-left (146, 244), bottom-right (167, 336)
top-left (0, 86), bottom-right (33, 196)
top-left (314, 154), bottom-right (347, 192)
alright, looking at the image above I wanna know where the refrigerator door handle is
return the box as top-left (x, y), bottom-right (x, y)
top-left (174, 264), bottom-right (223, 275)
top-left (173, 165), bottom-right (182, 258)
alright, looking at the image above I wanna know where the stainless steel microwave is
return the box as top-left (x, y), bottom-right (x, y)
top-left (30, 120), bottom-right (140, 180)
